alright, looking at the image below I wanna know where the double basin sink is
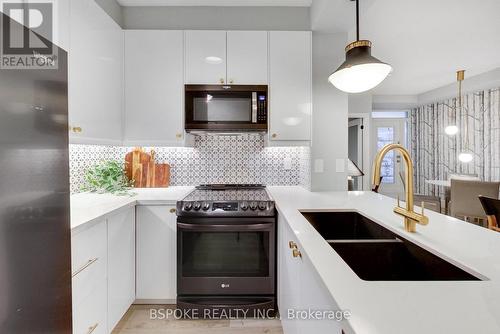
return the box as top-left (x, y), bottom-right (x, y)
top-left (301, 211), bottom-right (481, 281)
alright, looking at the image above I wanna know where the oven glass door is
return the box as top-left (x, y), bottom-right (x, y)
top-left (182, 230), bottom-right (269, 277)
top-left (177, 220), bottom-right (275, 295)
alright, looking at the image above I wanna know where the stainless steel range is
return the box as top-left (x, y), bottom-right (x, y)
top-left (176, 184), bottom-right (276, 317)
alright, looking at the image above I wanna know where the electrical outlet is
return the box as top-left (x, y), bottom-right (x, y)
top-left (314, 159), bottom-right (324, 173)
top-left (283, 157), bottom-right (292, 170)
top-left (336, 158), bottom-right (345, 173)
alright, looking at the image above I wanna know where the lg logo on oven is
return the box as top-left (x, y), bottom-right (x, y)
top-left (221, 283), bottom-right (230, 288)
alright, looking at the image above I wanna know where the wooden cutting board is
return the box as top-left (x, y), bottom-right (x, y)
top-left (125, 148), bottom-right (170, 188)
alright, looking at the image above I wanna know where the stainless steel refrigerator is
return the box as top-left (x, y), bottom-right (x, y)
top-left (0, 12), bottom-right (72, 333)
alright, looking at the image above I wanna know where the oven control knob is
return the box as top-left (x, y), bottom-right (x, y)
top-left (193, 202), bottom-right (202, 211)
top-left (183, 202), bottom-right (193, 211)
top-left (258, 202), bottom-right (267, 211)
top-left (202, 202), bottom-right (210, 211)
top-left (249, 202), bottom-right (258, 210)
top-left (240, 202), bottom-right (249, 211)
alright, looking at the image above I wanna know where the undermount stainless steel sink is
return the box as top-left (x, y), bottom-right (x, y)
top-left (301, 211), bottom-right (482, 281)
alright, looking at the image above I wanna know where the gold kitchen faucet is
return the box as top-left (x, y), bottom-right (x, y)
top-left (372, 144), bottom-right (429, 232)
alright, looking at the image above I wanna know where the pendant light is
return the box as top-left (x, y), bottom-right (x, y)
top-left (328, 0), bottom-right (392, 93)
top-left (456, 70), bottom-right (473, 163)
top-left (444, 70), bottom-right (464, 136)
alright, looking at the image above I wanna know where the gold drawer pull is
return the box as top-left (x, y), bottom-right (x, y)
top-left (72, 126), bottom-right (82, 133)
top-left (288, 241), bottom-right (297, 249)
top-left (72, 257), bottom-right (98, 278)
top-left (169, 208), bottom-right (176, 213)
top-left (292, 249), bottom-right (302, 258)
top-left (87, 323), bottom-right (98, 334)
top-left (272, 133), bottom-right (277, 138)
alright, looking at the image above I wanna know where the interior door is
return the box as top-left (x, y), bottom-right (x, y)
top-left (348, 118), bottom-right (364, 190)
top-left (372, 118), bottom-right (407, 198)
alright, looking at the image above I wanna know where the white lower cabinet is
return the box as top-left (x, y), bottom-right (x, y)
top-left (72, 207), bottom-right (136, 334)
top-left (278, 215), bottom-right (343, 334)
top-left (71, 220), bottom-right (107, 334)
top-left (107, 208), bottom-right (136, 332)
top-left (136, 205), bottom-right (177, 302)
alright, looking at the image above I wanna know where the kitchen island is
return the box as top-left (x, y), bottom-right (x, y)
top-left (70, 186), bottom-right (500, 334)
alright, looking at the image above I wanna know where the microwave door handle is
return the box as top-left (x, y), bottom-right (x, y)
top-left (177, 222), bottom-right (273, 231)
top-left (251, 92), bottom-right (257, 123)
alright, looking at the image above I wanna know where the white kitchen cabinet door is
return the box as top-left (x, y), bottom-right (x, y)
top-left (185, 30), bottom-right (227, 84)
top-left (107, 207), bottom-right (136, 332)
top-left (71, 220), bottom-right (107, 334)
top-left (269, 31), bottom-right (312, 141)
top-left (124, 30), bottom-right (184, 146)
top-left (69, 0), bottom-right (124, 145)
top-left (136, 205), bottom-right (177, 301)
top-left (299, 253), bottom-right (344, 334)
top-left (226, 31), bottom-right (268, 84)
top-left (278, 216), bottom-right (302, 334)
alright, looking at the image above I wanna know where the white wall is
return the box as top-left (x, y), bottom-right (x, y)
top-left (122, 6), bottom-right (310, 30)
top-left (349, 93), bottom-right (372, 114)
top-left (310, 32), bottom-right (348, 191)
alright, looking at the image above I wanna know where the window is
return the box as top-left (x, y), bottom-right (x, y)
top-left (377, 127), bottom-right (395, 184)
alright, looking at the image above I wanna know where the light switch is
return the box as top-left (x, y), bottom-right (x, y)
top-left (336, 158), bottom-right (345, 173)
top-left (314, 159), bottom-right (324, 173)
top-left (283, 158), bottom-right (292, 170)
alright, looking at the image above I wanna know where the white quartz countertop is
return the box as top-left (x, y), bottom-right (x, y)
top-left (70, 187), bottom-right (194, 232)
top-left (267, 186), bottom-right (500, 334)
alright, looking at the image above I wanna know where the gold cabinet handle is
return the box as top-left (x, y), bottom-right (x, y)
top-left (87, 323), bottom-right (98, 334)
top-left (71, 126), bottom-right (82, 133)
top-left (288, 241), bottom-right (297, 249)
top-left (175, 133), bottom-right (182, 139)
top-left (292, 249), bottom-right (302, 258)
top-left (72, 257), bottom-right (98, 278)
top-left (229, 79), bottom-right (234, 84)
top-left (170, 208), bottom-right (176, 213)
top-left (272, 133), bottom-right (277, 138)
top-left (219, 78), bottom-right (225, 84)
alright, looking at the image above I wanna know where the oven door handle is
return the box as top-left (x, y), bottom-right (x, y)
top-left (177, 222), bottom-right (274, 231)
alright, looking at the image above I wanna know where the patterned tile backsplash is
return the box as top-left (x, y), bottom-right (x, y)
top-left (70, 134), bottom-right (311, 193)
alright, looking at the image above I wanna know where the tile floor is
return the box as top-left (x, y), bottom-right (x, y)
top-left (112, 305), bottom-right (284, 334)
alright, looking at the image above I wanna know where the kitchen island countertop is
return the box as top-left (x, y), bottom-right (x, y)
top-left (267, 186), bottom-right (500, 334)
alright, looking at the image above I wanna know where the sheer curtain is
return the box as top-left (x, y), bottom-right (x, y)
top-left (409, 87), bottom-right (500, 196)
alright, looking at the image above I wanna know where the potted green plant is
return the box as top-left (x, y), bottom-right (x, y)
top-left (82, 160), bottom-right (134, 195)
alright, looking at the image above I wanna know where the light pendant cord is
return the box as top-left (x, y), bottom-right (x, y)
top-left (356, 0), bottom-right (360, 41)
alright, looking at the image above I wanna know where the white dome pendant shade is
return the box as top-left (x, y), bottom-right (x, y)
top-left (328, 0), bottom-right (392, 93)
top-left (328, 40), bottom-right (392, 93)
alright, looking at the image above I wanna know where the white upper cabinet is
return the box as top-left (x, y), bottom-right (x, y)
top-left (185, 30), bottom-right (227, 84)
top-left (226, 31), bottom-right (268, 84)
top-left (269, 31), bottom-right (312, 141)
top-left (68, 0), bottom-right (124, 145)
top-left (124, 30), bottom-right (184, 146)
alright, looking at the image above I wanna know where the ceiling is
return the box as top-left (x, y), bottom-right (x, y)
top-left (117, 0), bottom-right (312, 6)
top-left (344, 0), bottom-right (500, 95)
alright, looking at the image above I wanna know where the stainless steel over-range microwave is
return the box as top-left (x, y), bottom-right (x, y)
top-left (184, 85), bottom-right (268, 132)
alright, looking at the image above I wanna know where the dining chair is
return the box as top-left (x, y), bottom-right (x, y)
top-left (398, 172), bottom-right (441, 213)
top-left (450, 180), bottom-right (500, 225)
top-left (478, 196), bottom-right (500, 232)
